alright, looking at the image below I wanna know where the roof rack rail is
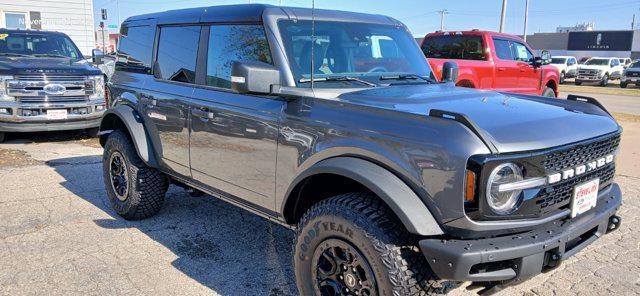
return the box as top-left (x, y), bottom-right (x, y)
top-left (429, 109), bottom-right (498, 154)
top-left (566, 94), bottom-right (611, 116)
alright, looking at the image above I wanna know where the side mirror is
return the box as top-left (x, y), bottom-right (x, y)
top-left (92, 49), bottom-right (105, 65)
top-left (441, 61), bottom-right (458, 83)
top-left (231, 61), bottom-right (281, 95)
top-left (531, 57), bottom-right (543, 68)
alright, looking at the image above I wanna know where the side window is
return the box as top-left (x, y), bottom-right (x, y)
top-left (568, 58), bottom-right (576, 65)
top-left (155, 26), bottom-right (201, 83)
top-left (422, 35), bottom-right (486, 60)
top-left (493, 39), bottom-right (513, 60)
top-left (206, 25), bottom-right (272, 90)
top-left (511, 41), bottom-right (533, 62)
top-left (117, 24), bottom-right (155, 73)
top-left (611, 59), bottom-right (619, 67)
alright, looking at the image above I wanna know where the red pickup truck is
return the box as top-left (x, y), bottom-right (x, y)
top-left (421, 30), bottom-right (560, 97)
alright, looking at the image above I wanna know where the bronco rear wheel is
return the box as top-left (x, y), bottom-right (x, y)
top-left (103, 130), bottom-right (168, 220)
top-left (294, 192), bottom-right (452, 296)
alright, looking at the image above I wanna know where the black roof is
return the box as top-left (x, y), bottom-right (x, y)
top-left (124, 4), bottom-right (401, 27)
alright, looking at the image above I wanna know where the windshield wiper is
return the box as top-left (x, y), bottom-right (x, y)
top-left (380, 74), bottom-right (434, 83)
top-left (299, 76), bottom-right (377, 87)
top-left (32, 54), bottom-right (69, 58)
top-left (0, 53), bottom-right (31, 57)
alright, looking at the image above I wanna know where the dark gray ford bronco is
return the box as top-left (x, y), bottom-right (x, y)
top-left (0, 29), bottom-right (107, 142)
top-left (99, 4), bottom-right (623, 295)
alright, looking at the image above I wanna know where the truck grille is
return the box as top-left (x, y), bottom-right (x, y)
top-left (535, 134), bottom-right (620, 211)
top-left (541, 134), bottom-right (620, 172)
top-left (627, 72), bottom-right (640, 77)
top-left (578, 69), bottom-right (599, 75)
top-left (7, 75), bottom-right (95, 103)
top-left (535, 164), bottom-right (615, 209)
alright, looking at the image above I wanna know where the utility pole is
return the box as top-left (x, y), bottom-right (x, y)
top-left (499, 0), bottom-right (508, 33)
top-left (437, 10), bottom-right (448, 31)
top-left (523, 0), bottom-right (529, 41)
top-left (633, 14), bottom-right (636, 30)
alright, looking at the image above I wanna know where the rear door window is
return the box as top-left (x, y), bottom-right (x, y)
top-left (155, 26), bottom-right (201, 84)
top-left (493, 39), bottom-right (513, 60)
top-left (421, 35), bottom-right (485, 60)
top-left (205, 24), bottom-right (272, 90)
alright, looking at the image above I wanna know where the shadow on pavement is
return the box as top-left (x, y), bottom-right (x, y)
top-left (46, 155), bottom-right (297, 296)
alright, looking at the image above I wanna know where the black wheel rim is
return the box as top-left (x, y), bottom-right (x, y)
top-left (109, 151), bottom-right (129, 201)
top-left (312, 239), bottom-right (378, 296)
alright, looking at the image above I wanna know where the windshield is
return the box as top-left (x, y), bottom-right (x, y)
top-left (278, 20), bottom-right (433, 88)
top-left (551, 58), bottom-right (567, 64)
top-left (0, 32), bottom-right (83, 59)
top-left (629, 61), bottom-right (640, 68)
top-left (584, 58), bottom-right (610, 66)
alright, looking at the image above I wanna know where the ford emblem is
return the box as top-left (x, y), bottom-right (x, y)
top-left (43, 83), bottom-right (66, 95)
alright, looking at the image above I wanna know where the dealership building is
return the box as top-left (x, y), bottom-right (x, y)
top-left (0, 0), bottom-right (95, 54)
top-left (526, 30), bottom-right (640, 60)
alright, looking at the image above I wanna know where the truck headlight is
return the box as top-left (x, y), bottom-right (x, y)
top-left (0, 75), bottom-right (15, 101)
top-left (486, 163), bottom-right (523, 215)
top-left (89, 75), bottom-right (105, 100)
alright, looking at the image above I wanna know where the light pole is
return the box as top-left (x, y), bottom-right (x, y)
top-left (438, 10), bottom-right (448, 31)
top-left (499, 0), bottom-right (508, 33)
top-left (523, 0), bottom-right (529, 41)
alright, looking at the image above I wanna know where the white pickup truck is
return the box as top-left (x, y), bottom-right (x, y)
top-left (576, 57), bottom-right (625, 87)
top-left (550, 56), bottom-right (578, 84)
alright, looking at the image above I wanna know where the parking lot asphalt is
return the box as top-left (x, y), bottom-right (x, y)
top-left (1, 119), bottom-right (639, 295)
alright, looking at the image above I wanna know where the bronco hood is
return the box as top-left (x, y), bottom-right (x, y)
top-left (0, 56), bottom-right (101, 76)
top-left (335, 84), bottom-right (620, 153)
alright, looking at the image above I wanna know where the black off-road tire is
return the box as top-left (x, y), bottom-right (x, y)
top-left (574, 81), bottom-right (582, 86)
top-left (294, 192), bottom-right (453, 296)
top-left (541, 87), bottom-right (556, 97)
top-left (620, 82), bottom-right (628, 88)
top-left (102, 130), bottom-right (168, 220)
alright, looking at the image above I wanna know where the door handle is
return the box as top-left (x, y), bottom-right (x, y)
top-left (192, 107), bottom-right (214, 120)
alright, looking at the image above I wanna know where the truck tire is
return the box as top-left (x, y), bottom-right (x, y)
top-left (575, 81), bottom-right (582, 86)
top-left (620, 82), bottom-right (628, 88)
top-left (559, 72), bottom-right (566, 84)
top-left (102, 130), bottom-right (168, 220)
top-left (600, 74), bottom-right (609, 87)
top-left (541, 87), bottom-right (556, 97)
top-left (294, 192), bottom-right (452, 296)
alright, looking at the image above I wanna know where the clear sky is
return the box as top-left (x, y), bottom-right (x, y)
top-left (94, 0), bottom-right (640, 37)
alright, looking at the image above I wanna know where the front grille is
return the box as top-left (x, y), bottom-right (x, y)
top-left (541, 135), bottom-right (620, 172)
top-left (535, 164), bottom-right (615, 210)
top-left (7, 75), bottom-right (95, 104)
top-left (578, 69), bottom-right (598, 75)
top-left (627, 72), bottom-right (640, 77)
top-left (534, 134), bottom-right (620, 212)
top-left (18, 96), bottom-right (88, 103)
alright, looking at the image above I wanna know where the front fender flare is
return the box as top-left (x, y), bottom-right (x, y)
top-left (285, 157), bottom-right (444, 236)
top-left (99, 105), bottom-right (159, 168)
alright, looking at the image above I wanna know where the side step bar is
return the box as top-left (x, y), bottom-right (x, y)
top-left (429, 109), bottom-right (499, 154)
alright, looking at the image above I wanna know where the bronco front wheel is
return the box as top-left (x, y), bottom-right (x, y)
top-left (102, 130), bottom-right (168, 220)
top-left (294, 192), bottom-right (452, 296)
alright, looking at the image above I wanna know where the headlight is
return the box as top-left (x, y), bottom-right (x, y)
top-left (0, 75), bottom-right (14, 101)
top-left (486, 163), bottom-right (523, 215)
top-left (89, 75), bottom-right (105, 100)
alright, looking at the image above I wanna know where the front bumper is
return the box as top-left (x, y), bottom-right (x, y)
top-left (419, 183), bottom-right (622, 283)
top-left (576, 75), bottom-right (603, 82)
top-left (0, 100), bottom-right (105, 132)
top-left (621, 76), bottom-right (640, 83)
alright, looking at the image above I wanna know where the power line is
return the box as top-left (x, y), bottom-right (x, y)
top-left (437, 10), bottom-right (448, 31)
